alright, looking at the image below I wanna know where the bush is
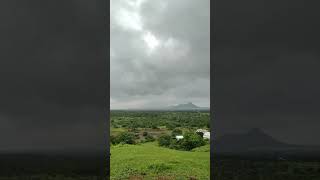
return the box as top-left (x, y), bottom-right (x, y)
top-left (134, 133), bottom-right (140, 138)
top-left (145, 134), bottom-right (155, 142)
top-left (171, 128), bottom-right (183, 137)
top-left (142, 131), bottom-right (148, 136)
top-left (168, 139), bottom-right (181, 150)
top-left (180, 132), bottom-right (206, 151)
top-left (196, 131), bottom-right (204, 138)
top-left (110, 135), bottom-right (117, 145)
top-left (114, 132), bottom-right (136, 145)
top-left (158, 135), bottom-right (172, 147)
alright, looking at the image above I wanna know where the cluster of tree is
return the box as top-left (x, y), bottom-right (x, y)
top-left (110, 131), bottom-right (155, 145)
top-left (111, 111), bottom-right (210, 129)
top-left (158, 130), bottom-right (206, 151)
top-left (141, 132), bottom-right (156, 143)
top-left (111, 132), bottom-right (136, 145)
top-left (110, 128), bottom-right (207, 152)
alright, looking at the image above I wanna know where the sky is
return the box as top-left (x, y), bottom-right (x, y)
top-left (110, 0), bottom-right (210, 109)
top-left (0, 1), bottom-right (107, 152)
top-left (213, 0), bottom-right (320, 145)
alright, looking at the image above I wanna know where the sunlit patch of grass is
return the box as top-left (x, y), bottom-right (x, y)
top-left (110, 142), bottom-right (210, 180)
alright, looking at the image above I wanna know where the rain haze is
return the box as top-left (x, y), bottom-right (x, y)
top-left (110, 0), bottom-right (210, 109)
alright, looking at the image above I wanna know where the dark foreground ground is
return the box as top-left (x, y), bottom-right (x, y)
top-left (213, 155), bottom-right (320, 180)
top-left (0, 153), bottom-right (108, 180)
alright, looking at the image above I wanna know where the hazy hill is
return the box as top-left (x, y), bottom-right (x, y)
top-left (168, 102), bottom-right (209, 111)
top-left (113, 102), bottom-right (209, 111)
top-left (169, 102), bottom-right (199, 109)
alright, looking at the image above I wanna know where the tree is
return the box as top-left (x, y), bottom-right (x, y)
top-left (116, 132), bottom-right (135, 144)
top-left (171, 128), bottom-right (183, 138)
top-left (196, 131), bottom-right (204, 138)
top-left (145, 134), bottom-right (155, 142)
top-left (158, 135), bottom-right (171, 147)
top-left (180, 132), bottom-right (205, 151)
top-left (128, 121), bottom-right (138, 131)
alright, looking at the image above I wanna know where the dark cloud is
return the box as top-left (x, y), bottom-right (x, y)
top-left (0, 1), bottom-right (107, 152)
top-left (213, 0), bottom-right (320, 145)
top-left (110, 0), bottom-right (210, 109)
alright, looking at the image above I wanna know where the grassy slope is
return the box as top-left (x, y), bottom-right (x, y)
top-left (111, 142), bottom-right (210, 180)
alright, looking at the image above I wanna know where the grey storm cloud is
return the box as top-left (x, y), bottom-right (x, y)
top-left (110, 0), bottom-right (210, 109)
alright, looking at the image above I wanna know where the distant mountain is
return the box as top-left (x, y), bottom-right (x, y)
top-left (169, 102), bottom-right (199, 109)
top-left (112, 102), bottom-right (209, 111)
top-left (214, 128), bottom-right (299, 153)
top-left (168, 102), bottom-right (209, 111)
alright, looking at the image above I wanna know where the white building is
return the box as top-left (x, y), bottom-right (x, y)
top-left (175, 135), bottom-right (184, 140)
top-left (196, 129), bottom-right (207, 133)
top-left (203, 132), bottom-right (210, 139)
top-left (196, 129), bottom-right (210, 140)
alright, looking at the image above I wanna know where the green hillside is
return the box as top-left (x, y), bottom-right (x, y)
top-left (110, 142), bottom-right (210, 180)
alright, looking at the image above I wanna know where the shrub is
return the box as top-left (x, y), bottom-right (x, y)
top-left (171, 128), bottom-right (183, 137)
top-left (142, 131), bottom-right (148, 136)
top-left (196, 131), bottom-right (204, 138)
top-left (134, 133), bottom-right (140, 138)
top-left (158, 135), bottom-right (172, 147)
top-left (110, 135), bottom-right (117, 145)
top-left (145, 134), bottom-right (155, 142)
top-left (115, 132), bottom-right (136, 144)
top-left (168, 139), bottom-right (182, 150)
top-left (180, 132), bottom-right (205, 151)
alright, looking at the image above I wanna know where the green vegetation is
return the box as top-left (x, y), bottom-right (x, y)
top-left (110, 110), bottom-right (210, 179)
top-left (191, 144), bottom-right (210, 152)
top-left (111, 111), bottom-right (210, 130)
top-left (111, 132), bottom-right (136, 145)
top-left (171, 128), bottom-right (183, 138)
top-left (111, 142), bottom-right (210, 180)
top-left (158, 134), bottom-right (172, 147)
top-left (178, 132), bottom-right (206, 151)
top-left (158, 131), bottom-right (207, 151)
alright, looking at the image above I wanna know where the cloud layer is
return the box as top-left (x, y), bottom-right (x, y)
top-left (110, 0), bottom-right (210, 109)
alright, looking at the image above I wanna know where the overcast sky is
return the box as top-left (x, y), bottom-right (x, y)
top-left (110, 0), bottom-right (210, 109)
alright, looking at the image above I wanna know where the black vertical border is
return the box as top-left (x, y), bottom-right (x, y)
top-left (105, 0), bottom-right (110, 178)
top-left (210, 0), bottom-right (215, 179)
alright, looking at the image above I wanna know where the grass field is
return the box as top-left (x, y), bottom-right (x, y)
top-left (110, 142), bottom-right (210, 180)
